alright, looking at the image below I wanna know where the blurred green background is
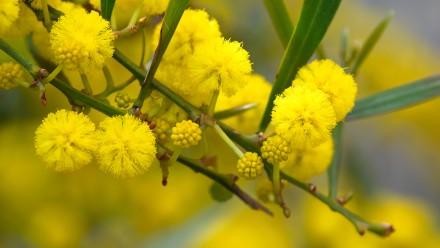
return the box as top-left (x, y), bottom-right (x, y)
top-left (1, 0), bottom-right (440, 247)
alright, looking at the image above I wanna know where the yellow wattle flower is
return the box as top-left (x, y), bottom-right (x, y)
top-left (34, 109), bottom-right (97, 172)
top-left (0, 62), bottom-right (23, 90)
top-left (142, 0), bottom-right (170, 16)
top-left (0, 0), bottom-right (19, 35)
top-left (281, 138), bottom-right (334, 182)
top-left (49, 9), bottom-right (115, 73)
top-left (272, 86), bottom-right (336, 149)
top-left (189, 38), bottom-right (252, 97)
top-left (171, 120), bottom-right (202, 148)
top-left (237, 152), bottom-right (264, 180)
top-left (261, 135), bottom-right (291, 164)
top-left (96, 115), bottom-right (157, 179)
top-left (295, 59), bottom-right (357, 122)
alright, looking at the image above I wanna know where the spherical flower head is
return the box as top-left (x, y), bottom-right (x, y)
top-left (272, 86), bottom-right (336, 149)
top-left (0, 0), bottom-right (19, 35)
top-left (96, 115), bottom-right (157, 179)
top-left (50, 9), bottom-right (115, 73)
top-left (0, 62), bottom-right (24, 90)
top-left (295, 59), bottom-right (357, 122)
top-left (189, 38), bottom-right (252, 97)
top-left (143, 0), bottom-right (170, 16)
top-left (35, 109), bottom-right (97, 172)
top-left (261, 135), bottom-right (291, 164)
top-left (171, 120), bottom-right (202, 148)
top-left (152, 9), bottom-right (221, 63)
top-left (281, 138), bottom-right (334, 182)
top-left (237, 152), bottom-right (264, 180)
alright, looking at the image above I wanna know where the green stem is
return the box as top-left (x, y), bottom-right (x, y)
top-left (328, 122), bottom-right (344, 200)
top-left (262, 0), bottom-right (294, 48)
top-left (212, 123), bottom-right (243, 158)
top-left (176, 154), bottom-right (273, 216)
top-left (41, 0), bottom-right (52, 30)
top-left (280, 170), bottom-right (393, 236)
top-left (103, 65), bottom-right (115, 91)
top-left (127, 4), bottom-right (143, 27)
top-left (273, 163), bottom-right (281, 202)
top-left (12, 78), bottom-right (31, 88)
top-left (208, 90), bottom-right (219, 116)
top-left (168, 148), bottom-right (182, 166)
top-left (0, 38), bottom-right (40, 78)
top-left (42, 64), bottom-right (63, 83)
top-left (80, 74), bottom-right (93, 95)
top-left (50, 78), bottom-right (125, 116)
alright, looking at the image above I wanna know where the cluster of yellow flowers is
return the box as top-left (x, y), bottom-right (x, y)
top-left (2, 0), bottom-right (356, 201)
top-left (35, 110), bottom-right (157, 179)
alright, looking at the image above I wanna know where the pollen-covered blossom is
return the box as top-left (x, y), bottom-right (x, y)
top-left (171, 120), bottom-right (202, 148)
top-left (96, 115), bottom-right (157, 179)
top-left (35, 109), bottom-right (97, 172)
top-left (237, 152), bottom-right (264, 180)
top-left (151, 9), bottom-right (222, 107)
top-left (272, 86), bottom-right (336, 149)
top-left (189, 38), bottom-right (252, 97)
top-left (153, 9), bottom-right (221, 64)
top-left (295, 59), bottom-right (357, 121)
top-left (0, 62), bottom-right (24, 90)
top-left (142, 0), bottom-right (170, 16)
top-left (49, 9), bottom-right (115, 73)
top-left (281, 138), bottom-right (334, 182)
top-left (0, 0), bottom-right (19, 35)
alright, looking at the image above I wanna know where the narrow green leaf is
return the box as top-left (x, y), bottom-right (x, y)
top-left (339, 27), bottom-right (350, 66)
top-left (101, 0), bottom-right (116, 21)
top-left (262, 0), bottom-right (294, 48)
top-left (328, 122), bottom-right (344, 200)
top-left (350, 11), bottom-right (394, 75)
top-left (134, 0), bottom-right (190, 108)
top-left (214, 103), bottom-right (258, 120)
top-left (346, 74), bottom-right (440, 120)
top-left (259, 0), bottom-right (342, 132)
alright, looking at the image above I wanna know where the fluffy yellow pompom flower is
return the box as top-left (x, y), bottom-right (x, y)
top-left (295, 59), bottom-right (357, 121)
top-left (153, 9), bottom-right (221, 63)
top-left (35, 109), bottom-right (97, 172)
top-left (143, 0), bottom-right (170, 15)
top-left (189, 38), bottom-right (252, 97)
top-left (96, 115), bottom-right (157, 179)
top-left (50, 9), bottom-right (115, 73)
top-left (237, 152), bottom-right (264, 180)
top-left (281, 138), bottom-right (334, 182)
top-left (0, 62), bottom-right (24, 90)
top-left (261, 135), bottom-right (291, 164)
top-left (171, 120), bottom-right (202, 148)
top-left (0, 0), bottom-right (19, 35)
top-left (272, 86), bottom-right (336, 149)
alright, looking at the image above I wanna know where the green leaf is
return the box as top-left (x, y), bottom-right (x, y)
top-left (214, 103), bottom-right (258, 120)
top-left (101, 0), bottom-right (116, 21)
top-left (327, 122), bottom-right (344, 200)
top-left (346, 74), bottom-right (440, 120)
top-left (134, 0), bottom-right (190, 108)
top-left (259, 0), bottom-right (342, 132)
top-left (350, 11), bottom-right (394, 75)
top-left (262, 0), bottom-right (294, 48)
